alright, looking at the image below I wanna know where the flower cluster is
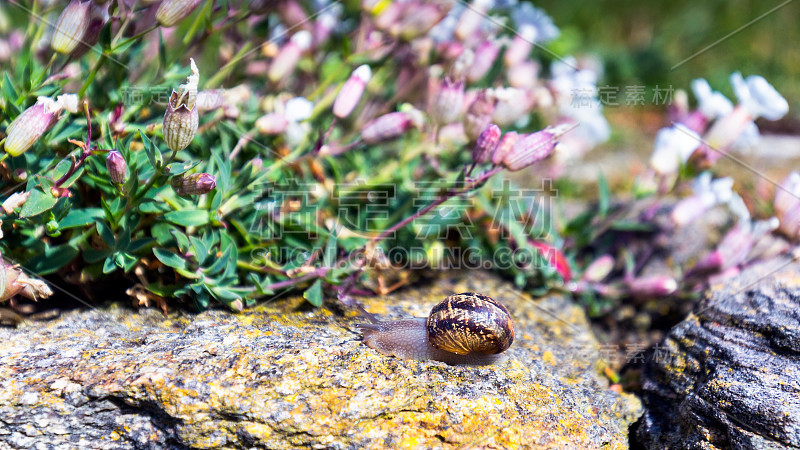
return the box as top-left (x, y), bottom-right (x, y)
top-left (649, 73), bottom-right (788, 176)
top-left (0, 0), bottom-right (794, 318)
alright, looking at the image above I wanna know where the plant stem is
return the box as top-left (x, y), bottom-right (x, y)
top-left (255, 166), bottom-right (505, 296)
top-left (263, 267), bottom-right (331, 292)
top-left (79, 53), bottom-right (109, 98)
top-left (112, 25), bottom-right (158, 51)
top-left (373, 166), bottom-right (502, 242)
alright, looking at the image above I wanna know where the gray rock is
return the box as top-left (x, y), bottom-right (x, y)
top-left (637, 258), bottom-right (800, 449)
top-left (0, 270), bottom-right (641, 449)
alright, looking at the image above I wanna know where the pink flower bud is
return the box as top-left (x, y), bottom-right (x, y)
top-left (582, 254), bottom-right (614, 283)
top-left (502, 128), bottom-right (557, 171)
top-left (106, 150), bottom-right (127, 184)
top-left (229, 299), bottom-right (244, 312)
top-left (268, 31), bottom-right (311, 83)
top-left (703, 106), bottom-right (751, 152)
top-left (774, 172), bottom-right (800, 240)
top-left (508, 61), bottom-right (539, 89)
top-left (255, 112), bottom-right (288, 135)
top-left (472, 124), bottom-right (500, 165)
top-left (455, 0), bottom-right (492, 40)
top-left (333, 65), bottom-right (372, 119)
top-left (680, 110), bottom-right (708, 135)
top-left (463, 90), bottom-right (496, 142)
top-left (626, 275), bottom-right (678, 298)
top-left (491, 132), bottom-right (519, 166)
top-left (716, 225), bottom-right (753, 269)
top-left (397, 2), bottom-right (449, 40)
top-left (430, 78), bottom-right (464, 125)
top-left (686, 251), bottom-right (724, 279)
top-left (314, 10), bottom-right (338, 46)
top-left (163, 59), bottom-right (199, 152)
top-left (71, 2), bottom-right (109, 58)
top-left (156, 0), bottom-right (204, 27)
top-left (670, 195), bottom-right (708, 227)
top-left (504, 25), bottom-right (536, 67)
top-left (12, 169), bottom-right (27, 182)
top-left (708, 266), bottom-right (740, 284)
top-left (4, 96), bottom-right (66, 156)
top-left (361, 112), bottom-right (413, 144)
top-left (530, 240), bottom-right (571, 282)
top-left (277, 0), bottom-right (310, 31)
top-left (171, 173), bottom-right (217, 197)
top-left (467, 41), bottom-right (499, 83)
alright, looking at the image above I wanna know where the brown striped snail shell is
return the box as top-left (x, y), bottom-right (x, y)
top-left (357, 292), bottom-right (514, 365)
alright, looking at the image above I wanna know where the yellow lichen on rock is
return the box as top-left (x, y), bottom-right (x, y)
top-left (0, 270), bottom-right (640, 449)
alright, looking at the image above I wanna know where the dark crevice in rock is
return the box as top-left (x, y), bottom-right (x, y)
top-left (636, 261), bottom-right (800, 449)
top-left (102, 396), bottom-right (190, 449)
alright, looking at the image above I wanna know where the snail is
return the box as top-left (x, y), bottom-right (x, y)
top-left (356, 292), bottom-right (514, 366)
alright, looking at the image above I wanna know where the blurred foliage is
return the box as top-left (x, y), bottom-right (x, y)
top-left (540, 0), bottom-right (800, 115)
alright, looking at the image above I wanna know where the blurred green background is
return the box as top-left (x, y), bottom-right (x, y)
top-left (538, 0), bottom-right (800, 120)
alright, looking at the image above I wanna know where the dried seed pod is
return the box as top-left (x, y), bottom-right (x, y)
top-left (463, 90), bottom-right (496, 142)
top-left (156, 0), bottom-right (204, 27)
top-left (430, 77), bottom-right (465, 126)
top-left (51, 0), bottom-right (92, 54)
top-left (163, 59), bottom-right (199, 152)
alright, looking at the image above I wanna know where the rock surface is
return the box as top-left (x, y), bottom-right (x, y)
top-left (0, 270), bottom-right (641, 449)
top-left (636, 258), bottom-right (800, 449)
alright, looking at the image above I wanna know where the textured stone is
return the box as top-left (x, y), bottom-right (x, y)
top-left (637, 258), bottom-right (800, 449)
top-left (0, 270), bottom-right (641, 449)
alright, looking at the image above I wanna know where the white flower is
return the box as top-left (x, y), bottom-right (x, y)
top-left (730, 120), bottom-right (760, 151)
top-left (290, 30), bottom-right (312, 51)
top-left (550, 56), bottom-right (599, 99)
top-left (569, 103), bottom-right (610, 144)
top-left (489, 87), bottom-right (531, 126)
top-left (673, 172), bottom-right (739, 227)
top-left (454, 0), bottom-right (493, 40)
top-left (692, 172), bottom-right (734, 208)
top-left (727, 193), bottom-right (751, 224)
top-left (730, 72), bottom-right (788, 121)
top-left (690, 78), bottom-right (732, 119)
top-left (751, 217), bottom-right (779, 239)
top-left (649, 124), bottom-right (700, 175)
top-left (284, 97), bottom-right (313, 122)
top-left (284, 121), bottom-right (310, 148)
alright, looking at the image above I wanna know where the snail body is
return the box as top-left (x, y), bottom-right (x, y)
top-left (358, 293), bottom-right (514, 366)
